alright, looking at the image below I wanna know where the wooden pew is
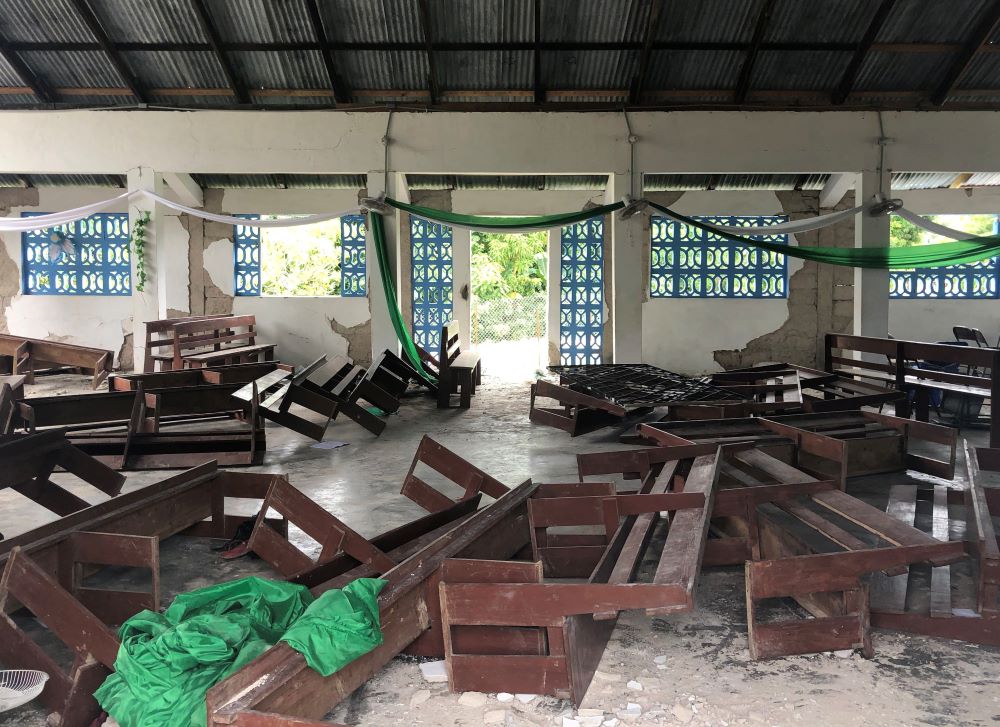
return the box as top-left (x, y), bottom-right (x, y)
top-left (171, 314), bottom-right (276, 370)
top-left (437, 320), bottom-right (481, 409)
top-left (0, 334), bottom-right (112, 389)
top-left (142, 314), bottom-right (235, 372)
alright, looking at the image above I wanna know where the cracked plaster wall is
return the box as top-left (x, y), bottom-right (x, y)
top-left (193, 188), bottom-right (373, 367)
top-left (0, 187), bottom-right (134, 367)
top-left (641, 190), bottom-right (855, 375)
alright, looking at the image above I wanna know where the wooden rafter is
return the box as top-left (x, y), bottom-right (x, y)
top-left (931, 0), bottom-right (1000, 105)
top-left (0, 31), bottom-right (53, 102)
top-left (416, 0), bottom-right (441, 105)
top-left (305, 0), bottom-right (351, 104)
top-left (735, 0), bottom-right (778, 105)
top-left (833, 0), bottom-right (898, 105)
top-left (68, 0), bottom-right (147, 102)
top-left (630, 0), bottom-right (666, 105)
top-left (533, 0), bottom-right (544, 104)
top-left (190, 0), bottom-right (249, 104)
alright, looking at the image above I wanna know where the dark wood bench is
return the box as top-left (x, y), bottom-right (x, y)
top-left (170, 314), bottom-right (276, 370)
top-left (143, 314), bottom-right (235, 372)
top-left (825, 332), bottom-right (999, 446)
top-left (0, 334), bottom-right (112, 389)
top-left (437, 320), bottom-right (481, 409)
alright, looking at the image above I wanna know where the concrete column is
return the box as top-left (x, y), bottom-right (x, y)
top-left (607, 173), bottom-right (643, 362)
top-left (365, 171), bottom-right (404, 358)
top-left (547, 228), bottom-right (561, 365)
top-left (127, 166), bottom-right (167, 371)
top-left (452, 227), bottom-right (472, 350)
top-left (853, 171), bottom-right (890, 339)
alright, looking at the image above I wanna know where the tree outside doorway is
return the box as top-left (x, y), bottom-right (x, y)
top-left (470, 230), bottom-right (548, 382)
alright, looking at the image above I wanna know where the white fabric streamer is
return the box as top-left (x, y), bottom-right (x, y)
top-left (894, 208), bottom-right (987, 241)
top-left (690, 204), bottom-right (867, 235)
top-left (0, 191), bottom-right (136, 232)
top-left (142, 192), bottom-right (367, 228)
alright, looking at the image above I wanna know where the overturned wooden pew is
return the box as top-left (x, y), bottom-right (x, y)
top-left (0, 333), bottom-right (113, 389)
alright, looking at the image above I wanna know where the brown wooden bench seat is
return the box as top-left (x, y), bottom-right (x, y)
top-left (437, 320), bottom-right (481, 409)
top-left (170, 314), bottom-right (276, 369)
top-left (143, 314), bottom-right (235, 372)
top-left (0, 334), bottom-right (112, 389)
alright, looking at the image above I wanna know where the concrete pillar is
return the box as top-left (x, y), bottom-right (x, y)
top-left (547, 228), bottom-right (561, 365)
top-left (365, 171), bottom-right (404, 358)
top-left (607, 173), bottom-right (643, 362)
top-left (853, 171), bottom-right (890, 339)
top-left (452, 227), bottom-right (472, 350)
top-left (127, 166), bottom-right (167, 371)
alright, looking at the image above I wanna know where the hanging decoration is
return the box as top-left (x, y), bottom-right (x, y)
top-left (648, 202), bottom-right (1000, 269)
top-left (130, 210), bottom-right (150, 292)
top-left (369, 211), bottom-right (437, 383)
top-left (384, 198), bottom-right (624, 232)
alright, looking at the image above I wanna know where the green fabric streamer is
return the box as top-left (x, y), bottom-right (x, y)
top-left (385, 198), bottom-right (624, 231)
top-left (281, 578), bottom-right (385, 676)
top-left (369, 212), bottom-right (437, 383)
top-left (94, 577), bottom-right (385, 727)
top-left (649, 202), bottom-right (1000, 269)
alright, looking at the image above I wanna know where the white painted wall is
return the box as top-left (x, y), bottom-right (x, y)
top-left (0, 188), bottom-right (133, 362)
top-left (888, 188), bottom-right (1000, 346)
top-left (202, 188), bottom-right (373, 367)
top-left (641, 191), bottom-right (806, 374)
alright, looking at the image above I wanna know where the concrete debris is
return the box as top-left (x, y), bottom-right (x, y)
top-left (516, 694), bottom-right (538, 703)
top-left (497, 692), bottom-right (515, 703)
top-left (420, 660), bottom-right (449, 683)
top-left (672, 703), bottom-right (694, 723)
top-left (602, 720), bottom-right (619, 727)
top-left (653, 655), bottom-right (668, 664)
top-left (625, 680), bottom-right (642, 691)
top-left (562, 718), bottom-right (580, 727)
top-left (410, 689), bottom-right (432, 707)
top-left (834, 649), bottom-right (854, 658)
top-left (459, 692), bottom-right (489, 707)
top-left (485, 709), bottom-right (508, 724)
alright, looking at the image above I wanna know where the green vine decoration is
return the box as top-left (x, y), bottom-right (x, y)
top-left (131, 210), bottom-right (150, 292)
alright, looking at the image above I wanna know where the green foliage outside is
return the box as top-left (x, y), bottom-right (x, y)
top-left (471, 231), bottom-right (548, 300)
top-left (260, 216), bottom-right (342, 296)
top-left (471, 230), bottom-right (549, 343)
top-left (890, 214), bottom-right (996, 248)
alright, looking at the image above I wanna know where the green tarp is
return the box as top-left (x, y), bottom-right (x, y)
top-left (94, 576), bottom-right (385, 727)
top-left (649, 202), bottom-right (1000, 269)
top-left (369, 212), bottom-right (437, 383)
top-left (385, 197), bottom-right (624, 231)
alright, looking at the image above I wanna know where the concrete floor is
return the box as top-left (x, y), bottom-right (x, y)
top-left (2, 372), bottom-right (999, 726)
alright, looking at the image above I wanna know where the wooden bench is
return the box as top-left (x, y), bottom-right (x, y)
top-left (170, 314), bottom-right (276, 370)
top-left (437, 320), bottom-right (481, 409)
top-left (825, 332), bottom-right (999, 446)
top-left (0, 334), bottom-right (112, 389)
top-left (142, 314), bottom-right (235, 372)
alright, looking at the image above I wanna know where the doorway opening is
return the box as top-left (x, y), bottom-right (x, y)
top-left (470, 230), bottom-right (548, 382)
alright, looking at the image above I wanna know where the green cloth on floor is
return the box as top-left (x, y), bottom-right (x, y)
top-left (94, 576), bottom-right (385, 727)
top-left (281, 578), bottom-right (386, 676)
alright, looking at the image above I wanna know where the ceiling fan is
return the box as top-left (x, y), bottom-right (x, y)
top-left (46, 229), bottom-right (76, 262)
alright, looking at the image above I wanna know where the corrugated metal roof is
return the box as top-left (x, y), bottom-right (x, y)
top-left (751, 50), bottom-right (853, 91)
top-left (407, 174), bottom-right (608, 190)
top-left (192, 173), bottom-right (366, 188)
top-left (644, 174), bottom-right (830, 192)
top-left (763, 0), bottom-right (874, 44)
top-left (542, 0), bottom-right (647, 44)
top-left (0, 0), bottom-right (999, 109)
top-left (86, 0), bottom-right (206, 44)
top-left (0, 173), bottom-right (125, 187)
top-left (965, 172), bottom-right (1000, 186)
top-left (0, 0), bottom-right (93, 42)
top-left (431, 0), bottom-right (533, 43)
top-left (656, 0), bottom-right (757, 43)
top-left (876, 0), bottom-right (989, 43)
top-left (891, 172), bottom-right (960, 190)
top-left (320, 0), bottom-right (423, 44)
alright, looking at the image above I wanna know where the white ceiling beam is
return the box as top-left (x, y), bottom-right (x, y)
top-left (818, 173), bottom-right (854, 208)
top-left (162, 172), bottom-right (204, 207)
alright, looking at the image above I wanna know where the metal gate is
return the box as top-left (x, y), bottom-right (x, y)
top-left (559, 218), bottom-right (604, 365)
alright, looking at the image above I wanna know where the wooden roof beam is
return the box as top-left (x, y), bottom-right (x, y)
top-left (630, 0), bottom-right (666, 105)
top-left (735, 0), bottom-right (778, 105)
top-left (931, 0), bottom-right (1000, 105)
top-left (305, 0), bottom-right (351, 104)
top-left (416, 0), bottom-right (441, 105)
top-left (68, 0), bottom-right (147, 102)
top-left (533, 0), bottom-right (545, 104)
top-left (0, 32), bottom-right (54, 103)
top-left (190, 0), bottom-right (250, 105)
top-left (833, 0), bottom-right (897, 105)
